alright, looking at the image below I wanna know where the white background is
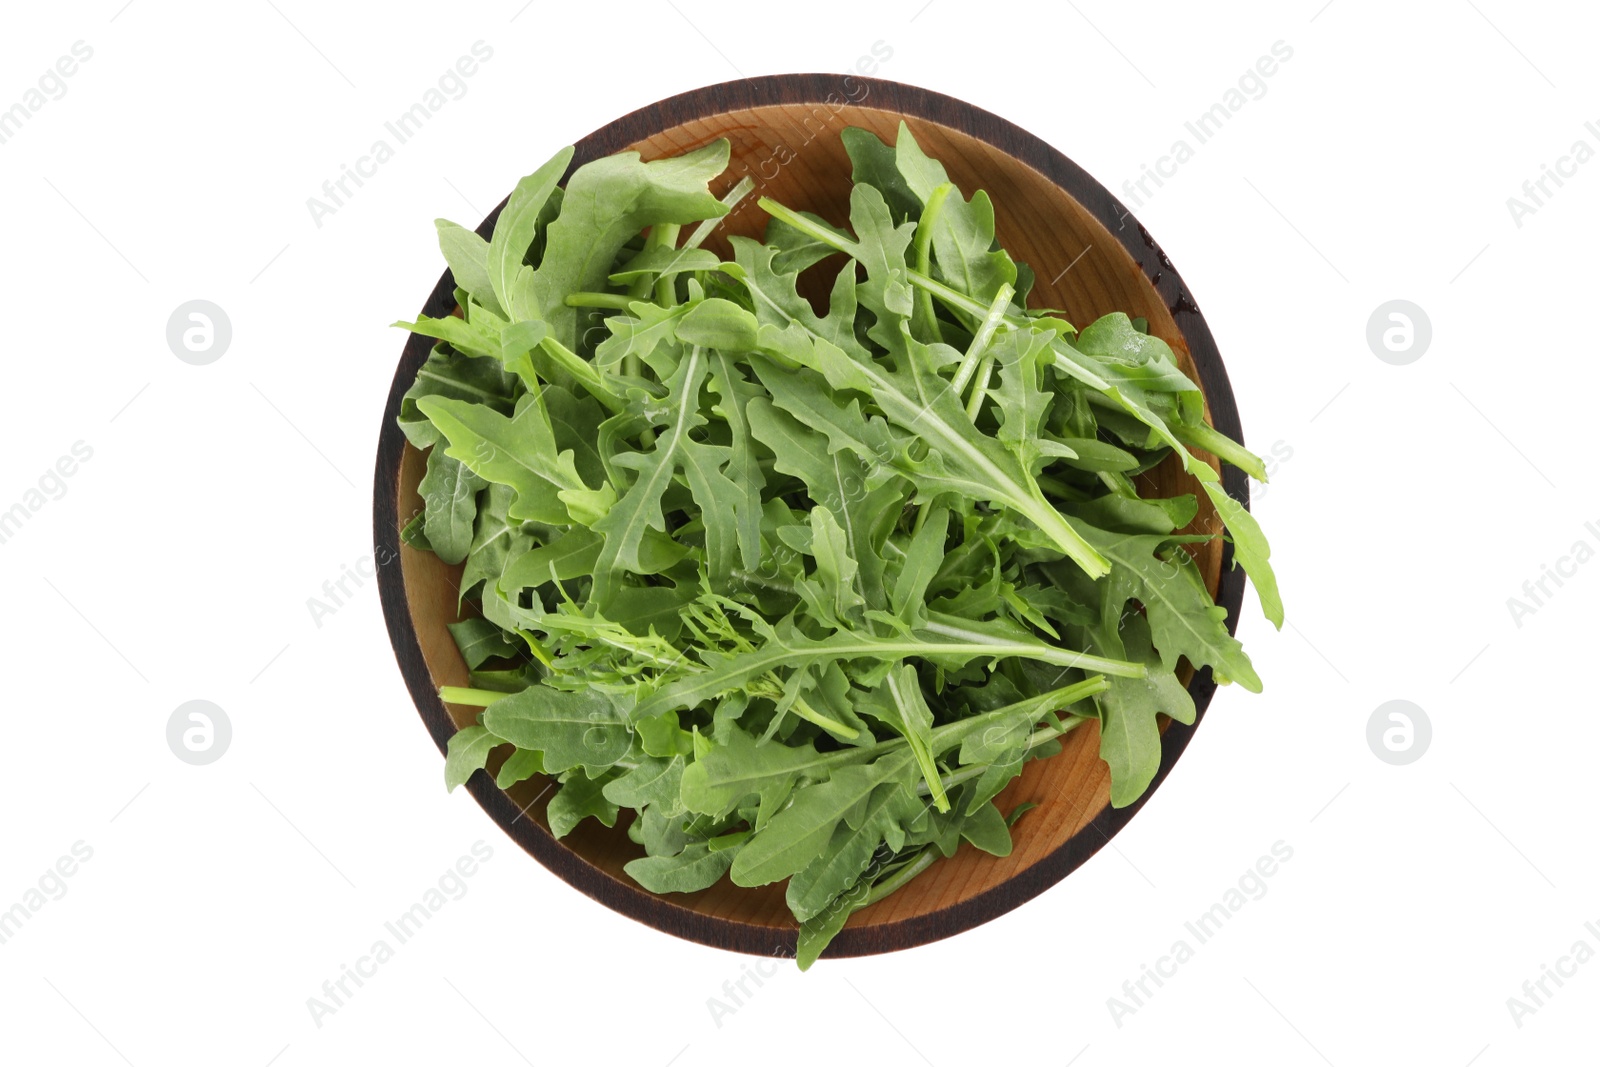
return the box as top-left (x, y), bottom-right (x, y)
top-left (1, 1), bottom-right (1594, 1064)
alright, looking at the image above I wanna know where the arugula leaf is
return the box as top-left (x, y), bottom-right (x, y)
top-left (624, 843), bottom-right (734, 894)
top-left (447, 617), bottom-right (521, 669)
top-left (530, 140), bottom-right (729, 348)
top-left (494, 747), bottom-right (543, 790)
top-left (417, 393), bottom-right (594, 526)
top-left (591, 347), bottom-right (743, 604)
top-left (786, 775), bottom-right (926, 921)
top-left (1095, 613), bottom-right (1194, 807)
top-left (547, 769), bottom-right (621, 838)
top-left (488, 146), bottom-right (572, 321)
top-left (602, 755), bottom-right (685, 811)
top-left (481, 686), bottom-right (633, 774)
top-left (444, 724), bottom-right (502, 792)
top-left (731, 757), bottom-right (915, 888)
top-left (418, 449), bottom-right (485, 565)
top-left (1078, 525), bottom-right (1262, 692)
top-left (436, 219), bottom-right (501, 318)
top-left (678, 726), bottom-right (834, 819)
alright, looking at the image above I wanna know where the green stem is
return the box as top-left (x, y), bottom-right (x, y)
top-left (887, 668), bottom-right (950, 813)
top-left (911, 182), bottom-right (953, 341)
top-left (923, 675), bottom-right (1107, 756)
top-left (683, 176), bottom-right (756, 251)
top-left (1171, 419), bottom-right (1268, 482)
top-left (624, 223), bottom-right (677, 303)
top-left (439, 686), bottom-right (510, 707)
top-left (1037, 473), bottom-right (1091, 502)
top-left (950, 282), bottom-right (1013, 394)
top-left (862, 846), bottom-right (939, 906)
top-left (758, 196), bottom-right (859, 255)
top-left (964, 355), bottom-right (995, 421)
top-left (652, 223), bottom-right (683, 307)
top-left (790, 695), bottom-right (860, 740)
top-left (912, 621), bottom-right (1138, 677)
top-left (921, 714), bottom-right (1089, 796)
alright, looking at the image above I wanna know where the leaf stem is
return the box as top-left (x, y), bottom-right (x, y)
top-left (911, 183), bottom-right (953, 341)
top-left (652, 223), bottom-right (683, 307)
top-left (439, 686), bottom-right (510, 707)
top-left (1170, 418), bottom-right (1268, 482)
top-left (919, 714), bottom-right (1089, 796)
top-left (790, 695), bottom-right (860, 740)
top-left (950, 282), bottom-right (1013, 394)
top-left (964, 355), bottom-right (995, 421)
top-left (757, 197), bottom-right (857, 258)
top-left (861, 845), bottom-right (938, 906)
top-left (683, 176), bottom-right (756, 251)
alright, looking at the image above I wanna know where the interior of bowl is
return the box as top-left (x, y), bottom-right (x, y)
top-left (389, 88), bottom-right (1227, 950)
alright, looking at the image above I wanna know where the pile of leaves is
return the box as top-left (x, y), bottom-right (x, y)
top-left (394, 123), bottom-right (1281, 968)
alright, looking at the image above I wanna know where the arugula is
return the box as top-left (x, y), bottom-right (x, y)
top-left (399, 123), bottom-right (1281, 969)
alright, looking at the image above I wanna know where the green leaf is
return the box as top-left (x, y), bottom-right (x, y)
top-left (459, 484), bottom-right (533, 606)
top-left (678, 727), bottom-right (834, 819)
top-left (677, 297), bottom-right (760, 352)
top-left (444, 725), bottom-right (501, 792)
top-left (494, 747), bottom-right (543, 789)
top-left (1079, 524), bottom-right (1261, 692)
top-left (1095, 613), bottom-right (1194, 807)
top-left (1203, 482), bottom-right (1284, 629)
top-left (547, 770), bottom-right (620, 838)
top-left (707, 352), bottom-right (767, 572)
top-left (417, 393), bottom-right (592, 526)
top-left (803, 506), bottom-right (865, 626)
top-left (858, 666), bottom-right (949, 812)
top-left (418, 448), bottom-right (486, 565)
top-left (989, 327), bottom-right (1058, 472)
top-left (602, 755), bottom-right (685, 810)
top-left (731, 756), bottom-right (914, 887)
top-left (436, 219), bottom-right (502, 317)
top-left (841, 125), bottom-right (923, 223)
top-left (957, 800), bottom-right (1013, 857)
top-left (481, 686), bottom-right (633, 774)
top-left (530, 140), bottom-right (730, 348)
top-left (890, 507), bottom-right (948, 623)
top-left (624, 842), bottom-right (733, 893)
top-left (786, 776), bottom-right (925, 921)
top-left (498, 527), bottom-right (602, 594)
top-left (592, 347), bottom-right (744, 602)
top-left (892, 121), bottom-right (1018, 305)
top-left (488, 145), bottom-right (573, 320)
top-left (447, 617), bottom-right (520, 669)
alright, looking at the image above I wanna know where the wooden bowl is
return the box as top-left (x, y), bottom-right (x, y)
top-left (375, 74), bottom-right (1249, 960)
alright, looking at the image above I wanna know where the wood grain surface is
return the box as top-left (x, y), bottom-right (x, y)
top-left (374, 74), bottom-right (1250, 960)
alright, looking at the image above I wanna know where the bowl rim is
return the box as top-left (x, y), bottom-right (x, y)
top-left (374, 72), bottom-right (1249, 960)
